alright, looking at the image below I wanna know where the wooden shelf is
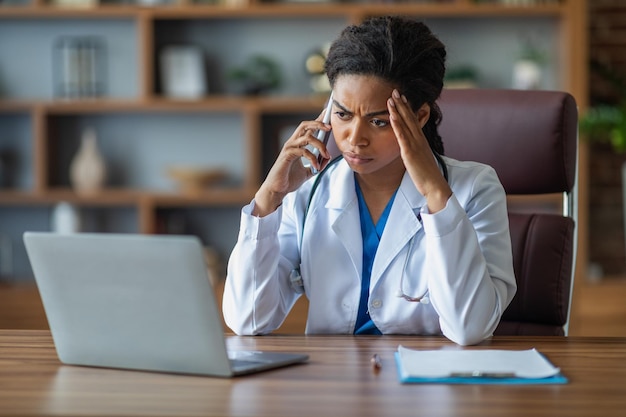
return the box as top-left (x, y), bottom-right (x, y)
top-left (149, 188), bottom-right (254, 206)
top-left (0, 96), bottom-right (329, 113)
top-left (41, 97), bottom-right (250, 113)
top-left (0, 187), bottom-right (252, 206)
top-left (0, 100), bottom-right (37, 112)
top-left (0, 2), bottom-right (567, 19)
top-left (0, 189), bottom-right (141, 205)
top-left (0, 5), bottom-right (140, 18)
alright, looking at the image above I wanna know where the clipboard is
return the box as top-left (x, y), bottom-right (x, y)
top-left (395, 345), bottom-right (568, 385)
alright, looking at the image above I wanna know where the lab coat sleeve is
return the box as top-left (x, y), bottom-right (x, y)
top-left (420, 165), bottom-right (516, 346)
top-left (222, 200), bottom-right (301, 335)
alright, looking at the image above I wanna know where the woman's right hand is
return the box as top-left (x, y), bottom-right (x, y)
top-left (252, 116), bottom-right (331, 217)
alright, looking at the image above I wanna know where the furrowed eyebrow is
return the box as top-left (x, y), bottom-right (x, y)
top-left (333, 101), bottom-right (389, 118)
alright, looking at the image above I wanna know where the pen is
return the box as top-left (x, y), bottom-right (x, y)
top-left (371, 353), bottom-right (382, 372)
top-left (449, 371), bottom-right (516, 378)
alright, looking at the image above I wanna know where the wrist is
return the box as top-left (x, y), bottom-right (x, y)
top-left (252, 188), bottom-right (285, 217)
top-left (424, 183), bottom-right (452, 214)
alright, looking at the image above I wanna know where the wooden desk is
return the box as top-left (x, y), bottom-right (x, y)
top-left (0, 330), bottom-right (625, 417)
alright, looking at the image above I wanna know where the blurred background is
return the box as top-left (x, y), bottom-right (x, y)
top-left (0, 0), bottom-right (624, 336)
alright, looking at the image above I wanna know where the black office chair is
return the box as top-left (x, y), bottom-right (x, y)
top-left (438, 89), bottom-right (578, 336)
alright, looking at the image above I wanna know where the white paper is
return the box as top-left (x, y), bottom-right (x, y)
top-left (397, 345), bottom-right (561, 379)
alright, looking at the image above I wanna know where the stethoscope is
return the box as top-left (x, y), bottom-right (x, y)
top-left (395, 234), bottom-right (430, 304)
top-left (394, 151), bottom-right (448, 305)
top-left (291, 141), bottom-right (449, 304)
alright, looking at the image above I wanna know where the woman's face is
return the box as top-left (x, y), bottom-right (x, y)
top-left (331, 74), bottom-right (405, 178)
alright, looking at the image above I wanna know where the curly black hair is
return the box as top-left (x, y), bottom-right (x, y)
top-left (324, 16), bottom-right (447, 155)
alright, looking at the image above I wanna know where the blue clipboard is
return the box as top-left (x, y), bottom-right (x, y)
top-left (394, 352), bottom-right (568, 385)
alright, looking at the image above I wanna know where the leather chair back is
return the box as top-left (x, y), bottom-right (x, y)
top-left (438, 89), bottom-right (578, 335)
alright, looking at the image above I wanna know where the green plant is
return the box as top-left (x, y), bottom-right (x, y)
top-left (444, 65), bottom-right (479, 83)
top-left (580, 60), bottom-right (626, 153)
top-left (518, 40), bottom-right (547, 65)
top-left (228, 55), bottom-right (282, 96)
top-left (580, 105), bottom-right (626, 152)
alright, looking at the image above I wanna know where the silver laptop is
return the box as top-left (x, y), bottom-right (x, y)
top-left (23, 232), bottom-right (308, 377)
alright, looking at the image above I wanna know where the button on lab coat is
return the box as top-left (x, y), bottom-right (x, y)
top-left (223, 157), bottom-right (516, 345)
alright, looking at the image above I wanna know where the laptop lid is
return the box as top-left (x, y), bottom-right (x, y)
top-left (23, 232), bottom-right (308, 377)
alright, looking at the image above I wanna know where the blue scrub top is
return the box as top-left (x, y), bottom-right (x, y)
top-left (354, 177), bottom-right (398, 335)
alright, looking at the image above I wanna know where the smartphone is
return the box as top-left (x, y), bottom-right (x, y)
top-left (301, 92), bottom-right (333, 174)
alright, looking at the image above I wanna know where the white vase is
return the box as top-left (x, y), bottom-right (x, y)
top-left (51, 202), bottom-right (81, 234)
top-left (70, 128), bottom-right (106, 195)
top-left (512, 59), bottom-right (542, 90)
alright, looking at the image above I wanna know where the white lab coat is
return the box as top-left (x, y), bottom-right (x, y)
top-left (223, 156), bottom-right (516, 345)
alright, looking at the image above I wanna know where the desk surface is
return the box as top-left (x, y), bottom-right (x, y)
top-left (1, 330), bottom-right (625, 417)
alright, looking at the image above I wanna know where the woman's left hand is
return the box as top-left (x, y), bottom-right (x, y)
top-left (388, 89), bottom-right (452, 214)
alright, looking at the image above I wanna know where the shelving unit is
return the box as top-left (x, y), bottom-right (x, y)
top-left (0, 0), bottom-right (588, 282)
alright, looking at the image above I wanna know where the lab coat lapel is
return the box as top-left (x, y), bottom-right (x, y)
top-left (370, 173), bottom-right (425, 286)
top-left (326, 162), bottom-right (362, 277)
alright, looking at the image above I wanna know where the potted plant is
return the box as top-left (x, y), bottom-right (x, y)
top-left (512, 36), bottom-right (547, 90)
top-left (444, 65), bottom-right (479, 89)
top-left (580, 60), bottom-right (626, 152)
top-left (580, 105), bottom-right (626, 152)
top-left (228, 55), bottom-right (282, 96)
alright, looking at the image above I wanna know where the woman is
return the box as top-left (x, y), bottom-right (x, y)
top-left (222, 16), bottom-right (516, 345)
